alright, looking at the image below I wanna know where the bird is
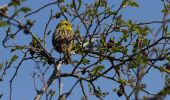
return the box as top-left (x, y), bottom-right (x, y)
top-left (52, 20), bottom-right (74, 64)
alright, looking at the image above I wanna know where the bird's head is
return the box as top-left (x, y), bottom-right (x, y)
top-left (58, 20), bottom-right (73, 31)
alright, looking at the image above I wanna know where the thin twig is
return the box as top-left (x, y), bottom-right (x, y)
top-left (9, 53), bottom-right (27, 100)
top-left (24, 1), bottom-right (58, 18)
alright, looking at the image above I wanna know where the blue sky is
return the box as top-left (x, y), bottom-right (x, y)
top-left (0, 0), bottom-right (169, 100)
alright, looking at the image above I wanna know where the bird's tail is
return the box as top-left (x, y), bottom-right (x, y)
top-left (63, 51), bottom-right (72, 64)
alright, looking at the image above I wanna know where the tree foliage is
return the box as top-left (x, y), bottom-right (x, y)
top-left (0, 0), bottom-right (170, 100)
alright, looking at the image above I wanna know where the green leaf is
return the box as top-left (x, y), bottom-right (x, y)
top-left (122, 47), bottom-right (128, 54)
top-left (122, 1), bottom-right (139, 8)
top-left (136, 54), bottom-right (142, 65)
top-left (0, 21), bottom-right (8, 27)
top-left (122, 1), bottom-right (129, 8)
top-left (99, 37), bottom-right (105, 45)
top-left (77, 0), bottom-right (82, 10)
top-left (51, 90), bottom-right (55, 96)
top-left (165, 32), bottom-right (170, 36)
top-left (74, 30), bottom-right (81, 36)
top-left (93, 65), bottom-right (104, 75)
top-left (88, 84), bottom-right (92, 93)
top-left (11, 0), bottom-right (21, 6)
top-left (95, 0), bottom-right (107, 7)
top-left (117, 90), bottom-right (123, 97)
top-left (128, 20), bottom-right (133, 28)
top-left (129, 1), bottom-right (139, 7)
top-left (61, 6), bottom-right (67, 12)
top-left (127, 62), bottom-right (136, 68)
top-left (113, 11), bottom-right (118, 15)
top-left (82, 58), bottom-right (90, 65)
top-left (11, 55), bottom-right (19, 62)
top-left (0, 63), bottom-right (3, 70)
top-left (159, 67), bottom-right (170, 74)
top-left (58, 0), bottom-right (64, 3)
top-left (142, 26), bottom-right (150, 35)
top-left (82, 41), bottom-right (89, 47)
top-left (70, 2), bottom-right (75, 8)
top-left (161, 9), bottom-right (168, 13)
top-left (5, 61), bottom-right (9, 65)
top-left (20, 7), bottom-right (31, 13)
top-left (55, 12), bottom-right (61, 18)
top-left (11, 46), bottom-right (25, 52)
top-left (118, 78), bottom-right (128, 85)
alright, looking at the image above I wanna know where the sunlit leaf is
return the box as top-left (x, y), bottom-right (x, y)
top-left (118, 78), bottom-right (128, 85)
top-left (159, 87), bottom-right (170, 96)
top-left (74, 29), bottom-right (81, 36)
top-left (93, 65), bottom-right (104, 75)
top-left (55, 12), bottom-right (61, 18)
top-left (129, 1), bottom-right (139, 7)
top-left (20, 7), bottom-right (31, 13)
top-left (99, 36), bottom-right (105, 45)
top-left (11, 46), bottom-right (25, 52)
top-left (61, 6), bottom-right (67, 12)
top-left (159, 67), bottom-right (170, 74)
top-left (88, 84), bottom-right (92, 93)
top-left (122, 1), bottom-right (129, 8)
top-left (0, 63), bottom-right (3, 70)
top-left (11, 55), bottom-right (19, 62)
top-left (95, 0), bottom-right (107, 7)
top-left (82, 58), bottom-right (90, 65)
top-left (11, 0), bottom-right (21, 6)
top-left (0, 21), bottom-right (8, 27)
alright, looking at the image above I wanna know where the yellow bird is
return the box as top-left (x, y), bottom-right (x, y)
top-left (52, 20), bottom-right (74, 64)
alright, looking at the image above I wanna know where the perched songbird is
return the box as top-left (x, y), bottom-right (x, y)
top-left (52, 20), bottom-right (74, 64)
